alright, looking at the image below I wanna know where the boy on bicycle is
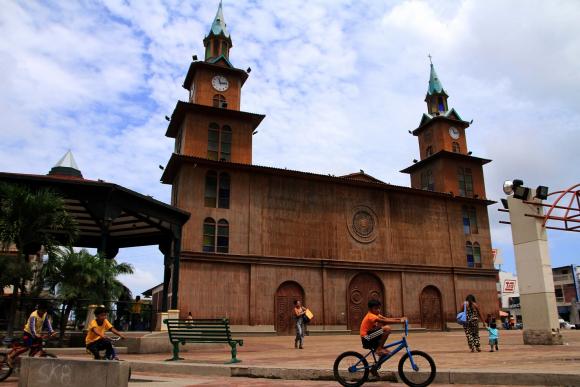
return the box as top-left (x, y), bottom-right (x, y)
top-left (360, 299), bottom-right (406, 357)
top-left (86, 306), bottom-right (126, 360)
top-left (7, 301), bottom-right (56, 366)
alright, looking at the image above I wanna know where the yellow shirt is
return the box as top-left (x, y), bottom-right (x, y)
top-left (24, 311), bottom-right (47, 336)
top-left (85, 318), bottom-right (113, 345)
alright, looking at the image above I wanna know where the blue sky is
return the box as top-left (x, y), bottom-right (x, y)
top-left (1, 0), bottom-right (579, 294)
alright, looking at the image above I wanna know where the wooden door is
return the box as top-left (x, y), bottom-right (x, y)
top-left (275, 281), bottom-right (304, 336)
top-left (348, 273), bottom-right (384, 332)
top-left (420, 286), bottom-right (443, 330)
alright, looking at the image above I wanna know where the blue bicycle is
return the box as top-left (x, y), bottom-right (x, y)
top-left (333, 320), bottom-right (436, 387)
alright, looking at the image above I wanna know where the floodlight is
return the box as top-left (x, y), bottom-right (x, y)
top-left (513, 185), bottom-right (530, 200)
top-left (503, 180), bottom-right (514, 195)
top-left (535, 185), bottom-right (549, 200)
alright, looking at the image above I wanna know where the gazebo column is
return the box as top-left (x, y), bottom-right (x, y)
top-left (170, 232), bottom-right (182, 310)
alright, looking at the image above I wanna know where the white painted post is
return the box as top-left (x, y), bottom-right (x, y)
top-left (506, 193), bottom-right (562, 344)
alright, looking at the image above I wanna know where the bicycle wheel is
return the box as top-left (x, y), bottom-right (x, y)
top-left (333, 351), bottom-right (370, 387)
top-left (397, 350), bottom-right (436, 387)
top-left (0, 354), bottom-right (13, 382)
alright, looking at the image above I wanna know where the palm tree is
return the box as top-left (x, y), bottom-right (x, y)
top-left (43, 247), bottom-right (133, 344)
top-left (0, 183), bottom-right (77, 337)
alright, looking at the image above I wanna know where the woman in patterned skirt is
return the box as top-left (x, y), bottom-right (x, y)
top-left (461, 294), bottom-right (486, 352)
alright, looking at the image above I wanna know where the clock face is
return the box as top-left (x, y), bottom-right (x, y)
top-left (211, 75), bottom-right (229, 92)
top-left (449, 127), bottom-right (460, 140)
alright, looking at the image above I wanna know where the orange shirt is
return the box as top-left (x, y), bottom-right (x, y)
top-left (360, 311), bottom-right (383, 337)
top-left (85, 318), bottom-right (113, 345)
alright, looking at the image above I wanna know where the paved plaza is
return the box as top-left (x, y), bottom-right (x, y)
top-left (36, 329), bottom-right (580, 386)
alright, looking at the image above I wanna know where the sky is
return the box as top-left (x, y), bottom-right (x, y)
top-left (1, 0), bottom-right (579, 296)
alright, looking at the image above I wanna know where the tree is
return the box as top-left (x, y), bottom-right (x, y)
top-left (43, 247), bottom-right (133, 344)
top-left (0, 183), bottom-right (77, 337)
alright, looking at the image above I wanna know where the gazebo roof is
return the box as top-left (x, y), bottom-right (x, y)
top-left (0, 171), bottom-right (190, 255)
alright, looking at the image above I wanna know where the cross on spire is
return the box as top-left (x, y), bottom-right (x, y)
top-left (428, 53), bottom-right (433, 65)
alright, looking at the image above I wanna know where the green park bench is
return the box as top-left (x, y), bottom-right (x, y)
top-left (163, 318), bottom-right (243, 363)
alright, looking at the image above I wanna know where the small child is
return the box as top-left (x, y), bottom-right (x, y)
top-left (486, 322), bottom-right (499, 352)
top-left (86, 306), bottom-right (126, 360)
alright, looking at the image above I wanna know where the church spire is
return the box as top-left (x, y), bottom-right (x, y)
top-left (204, 1), bottom-right (233, 62)
top-left (424, 56), bottom-right (449, 115)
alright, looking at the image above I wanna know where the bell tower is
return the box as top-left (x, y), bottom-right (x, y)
top-left (163, 1), bottom-right (264, 166)
top-left (400, 60), bottom-right (491, 199)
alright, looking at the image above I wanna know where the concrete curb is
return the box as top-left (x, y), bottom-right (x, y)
top-left (127, 360), bottom-right (580, 385)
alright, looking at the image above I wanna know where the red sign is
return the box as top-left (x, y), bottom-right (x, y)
top-left (503, 280), bottom-right (516, 293)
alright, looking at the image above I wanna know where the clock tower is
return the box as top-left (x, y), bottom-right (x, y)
top-left (401, 61), bottom-right (491, 199)
top-left (164, 0), bottom-right (264, 165)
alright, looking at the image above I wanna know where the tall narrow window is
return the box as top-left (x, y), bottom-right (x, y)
top-left (469, 207), bottom-right (478, 233)
top-left (473, 242), bottom-right (481, 268)
top-left (221, 41), bottom-right (228, 56)
top-left (457, 167), bottom-right (474, 197)
top-left (462, 206), bottom-right (478, 234)
top-left (212, 40), bottom-right (219, 57)
top-left (466, 242), bottom-right (474, 268)
top-left (218, 173), bottom-right (230, 209)
top-left (175, 126), bottom-right (183, 154)
top-left (425, 146), bottom-right (433, 157)
top-left (213, 94), bottom-right (226, 108)
top-left (207, 123), bottom-right (219, 160)
top-left (204, 171), bottom-right (218, 207)
top-left (220, 125), bottom-right (232, 161)
top-left (462, 206), bottom-right (470, 234)
top-left (452, 142), bottom-right (460, 153)
top-left (216, 219), bottom-right (229, 253)
top-left (421, 169), bottom-right (434, 191)
top-left (203, 218), bottom-right (216, 252)
top-left (438, 97), bottom-right (445, 111)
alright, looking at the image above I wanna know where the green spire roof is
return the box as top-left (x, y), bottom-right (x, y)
top-left (427, 63), bottom-right (447, 96)
top-left (209, 1), bottom-right (230, 38)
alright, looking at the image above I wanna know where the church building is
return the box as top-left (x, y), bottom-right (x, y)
top-left (160, 2), bottom-right (498, 334)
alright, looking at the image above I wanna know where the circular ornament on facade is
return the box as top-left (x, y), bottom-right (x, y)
top-left (347, 205), bottom-right (378, 243)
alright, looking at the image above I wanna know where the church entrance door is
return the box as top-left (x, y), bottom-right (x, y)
top-left (348, 273), bottom-right (384, 333)
top-left (275, 281), bottom-right (305, 336)
top-left (420, 286), bottom-right (443, 330)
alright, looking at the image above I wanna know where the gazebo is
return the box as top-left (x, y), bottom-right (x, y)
top-left (0, 151), bottom-right (190, 311)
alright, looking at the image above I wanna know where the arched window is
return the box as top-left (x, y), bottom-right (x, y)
top-left (466, 242), bottom-right (474, 268)
top-left (421, 169), bottom-right (434, 191)
top-left (213, 94), bottom-right (227, 108)
top-left (218, 172), bottom-right (230, 209)
top-left (438, 96), bottom-right (445, 111)
top-left (204, 171), bottom-right (218, 207)
top-left (473, 242), bottom-right (482, 268)
top-left (207, 123), bottom-right (220, 160)
top-left (457, 167), bottom-right (473, 197)
top-left (203, 218), bottom-right (216, 252)
top-left (452, 142), bottom-right (460, 153)
top-left (220, 125), bottom-right (232, 161)
top-left (426, 146), bottom-right (433, 157)
top-left (207, 123), bottom-right (233, 161)
top-left (462, 206), bottom-right (478, 234)
top-left (217, 219), bottom-right (229, 253)
top-left (205, 171), bottom-right (230, 209)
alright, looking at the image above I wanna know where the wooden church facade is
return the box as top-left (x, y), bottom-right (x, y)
top-left (161, 3), bottom-right (498, 334)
